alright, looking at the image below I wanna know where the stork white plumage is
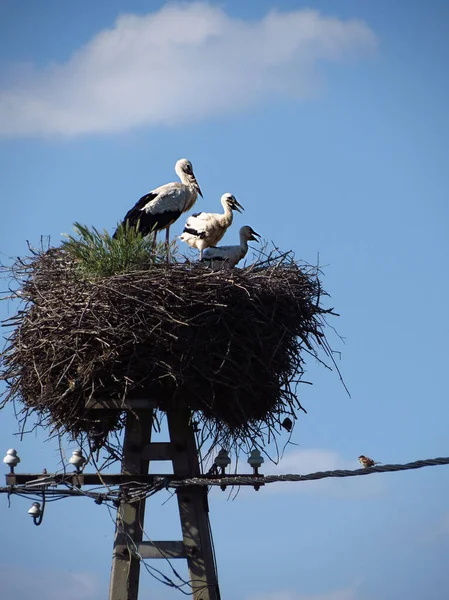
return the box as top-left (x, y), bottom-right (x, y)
top-left (179, 193), bottom-right (244, 259)
top-left (201, 226), bottom-right (261, 269)
top-left (114, 158), bottom-right (203, 249)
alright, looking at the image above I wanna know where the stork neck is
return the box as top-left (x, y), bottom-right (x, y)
top-left (183, 185), bottom-right (199, 212)
top-left (178, 172), bottom-right (196, 189)
top-left (239, 236), bottom-right (249, 252)
top-left (221, 201), bottom-right (234, 226)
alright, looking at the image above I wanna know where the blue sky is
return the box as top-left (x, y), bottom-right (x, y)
top-left (1, 1), bottom-right (449, 599)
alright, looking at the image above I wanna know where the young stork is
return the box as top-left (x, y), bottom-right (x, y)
top-left (113, 158), bottom-right (202, 249)
top-left (201, 225), bottom-right (261, 269)
top-left (179, 193), bottom-right (244, 259)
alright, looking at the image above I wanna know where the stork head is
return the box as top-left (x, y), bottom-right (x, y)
top-left (240, 226), bottom-right (261, 242)
top-left (175, 158), bottom-right (203, 197)
top-left (221, 193), bottom-right (244, 213)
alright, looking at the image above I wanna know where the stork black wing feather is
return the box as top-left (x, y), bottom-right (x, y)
top-left (113, 192), bottom-right (158, 238)
top-left (201, 255), bottom-right (227, 262)
top-left (183, 226), bottom-right (207, 239)
top-left (122, 192), bottom-right (158, 227)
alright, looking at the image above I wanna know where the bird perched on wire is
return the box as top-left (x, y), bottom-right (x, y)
top-left (179, 193), bottom-right (244, 259)
top-left (359, 455), bottom-right (381, 468)
top-left (113, 158), bottom-right (203, 250)
top-left (201, 225), bottom-right (260, 269)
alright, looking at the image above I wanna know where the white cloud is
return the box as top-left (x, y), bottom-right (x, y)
top-left (0, 2), bottom-right (376, 137)
top-left (247, 582), bottom-right (361, 600)
top-left (262, 448), bottom-right (384, 497)
top-left (0, 565), bottom-right (102, 600)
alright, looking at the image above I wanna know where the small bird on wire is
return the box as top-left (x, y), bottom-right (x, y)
top-left (179, 193), bottom-right (244, 259)
top-left (201, 225), bottom-right (261, 269)
top-left (359, 455), bottom-right (381, 468)
top-left (114, 158), bottom-right (203, 250)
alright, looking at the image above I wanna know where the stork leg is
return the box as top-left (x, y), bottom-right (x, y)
top-left (165, 226), bottom-right (171, 263)
top-left (199, 248), bottom-right (203, 261)
top-left (152, 232), bottom-right (157, 254)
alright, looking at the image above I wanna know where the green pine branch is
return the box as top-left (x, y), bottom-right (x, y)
top-left (61, 222), bottom-right (178, 277)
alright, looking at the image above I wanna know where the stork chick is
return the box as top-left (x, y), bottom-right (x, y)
top-left (179, 193), bottom-right (244, 259)
top-left (113, 158), bottom-right (202, 250)
top-left (201, 226), bottom-right (260, 269)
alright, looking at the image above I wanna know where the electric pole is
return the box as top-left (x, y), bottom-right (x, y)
top-left (86, 399), bottom-right (221, 600)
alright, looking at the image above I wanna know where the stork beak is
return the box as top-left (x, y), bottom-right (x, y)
top-left (232, 199), bottom-right (244, 213)
top-left (193, 179), bottom-right (203, 198)
top-left (249, 230), bottom-right (261, 242)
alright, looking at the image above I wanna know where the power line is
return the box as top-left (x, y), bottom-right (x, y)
top-left (2, 456), bottom-right (448, 501)
top-left (2, 454), bottom-right (447, 599)
top-left (171, 456), bottom-right (449, 488)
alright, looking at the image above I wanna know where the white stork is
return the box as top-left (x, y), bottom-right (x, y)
top-left (201, 226), bottom-right (261, 269)
top-left (179, 193), bottom-right (244, 259)
top-left (114, 158), bottom-right (202, 249)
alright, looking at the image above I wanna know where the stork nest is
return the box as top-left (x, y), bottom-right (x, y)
top-left (0, 242), bottom-right (340, 452)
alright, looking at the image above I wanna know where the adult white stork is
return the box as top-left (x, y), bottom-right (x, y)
top-left (201, 226), bottom-right (261, 269)
top-left (179, 193), bottom-right (244, 259)
top-left (113, 158), bottom-right (202, 249)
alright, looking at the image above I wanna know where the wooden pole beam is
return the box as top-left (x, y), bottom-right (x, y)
top-left (109, 410), bottom-right (153, 600)
top-left (168, 408), bottom-right (221, 600)
top-left (138, 541), bottom-right (187, 559)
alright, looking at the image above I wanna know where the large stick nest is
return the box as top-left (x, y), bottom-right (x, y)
top-left (0, 244), bottom-right (339, 451)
